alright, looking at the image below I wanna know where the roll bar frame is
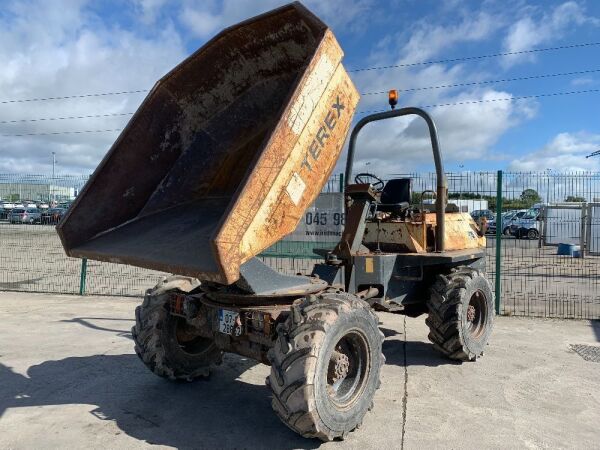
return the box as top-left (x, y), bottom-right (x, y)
top-left (344, 107), bottom-right (448, 252)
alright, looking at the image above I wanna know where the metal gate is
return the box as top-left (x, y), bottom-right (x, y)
top-left (586, 203), bottom-right (600, 255)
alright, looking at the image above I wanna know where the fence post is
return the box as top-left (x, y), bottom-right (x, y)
top-left (580, 203), bottom-right (587, 258)
top-left (339, 172), bottom-right (344, 192)
top-left (79, 258), bottom-right (88, 295)
top-left (494, 170), bottom-right (503, 315)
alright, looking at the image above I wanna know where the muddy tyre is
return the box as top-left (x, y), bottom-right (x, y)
top-left (132, 276), bottom-right (222, 381)
top-left (426, 267), bottom-right (494, 361)
top-left (267, 292), bottom-right (384, 441)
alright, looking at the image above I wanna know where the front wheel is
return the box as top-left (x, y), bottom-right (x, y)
top-left (267, 292), bottom-right (384, 441)
top-left (426, 267), bottom-right (494, 361)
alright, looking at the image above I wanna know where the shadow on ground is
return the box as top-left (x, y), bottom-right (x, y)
top-left (380, 327), bottom-right (400, 338)
top-left (59, 317), bottom-right (134, 339)
top-left (0, 353), bottom-right (320, 449)
top-left (0, 277), bottom-right (45, 290)
top-left (0, 316), bottom-right (457, 448)
top-left (380, 327), bottom-right (460, 368)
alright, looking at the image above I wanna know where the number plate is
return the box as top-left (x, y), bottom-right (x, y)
top-left (218, 309), bottom-right (239, 335)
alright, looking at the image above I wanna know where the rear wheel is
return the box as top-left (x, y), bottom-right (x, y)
top-left (502, 227), bottom-right (511, 236)
top-left (132, 276), bottom-right (222, 381)
top-left (426, 267), bottom-right (494, 361)
top-left (527, 228), bottom-right (539, 239)
top-left (267, 292), bottom-right (384, 441)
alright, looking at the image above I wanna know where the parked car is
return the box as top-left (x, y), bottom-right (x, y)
top-left (500, 210), bottom-right (528, 235)
top-left (486, 215), bottom-right (500, 234)
top-left (58, 201), bottom-right (73, 210)
top-left (511, 210), bottom-right (540, 239)
top-left (486, 210), bottom-right (532, 236)
top-left (3, 201), bottom-right (22, 208)
top-left (41, 207), bottom-right (67, 225)
top-left (9, 208), bottom-right (42, 224)
top-left (470, 209), bottom-right (495, 221)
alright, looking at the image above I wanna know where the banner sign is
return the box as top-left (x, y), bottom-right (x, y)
top-left (287, 192), bottom-right (344, 242)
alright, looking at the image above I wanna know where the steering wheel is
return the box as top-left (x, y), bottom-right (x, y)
top-left (354, 172), bottom-right (384, 191)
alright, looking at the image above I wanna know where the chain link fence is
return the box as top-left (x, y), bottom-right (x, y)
top-left (1, 171), bottom-right (599, 319)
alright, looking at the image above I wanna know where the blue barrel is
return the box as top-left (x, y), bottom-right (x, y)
top-left (557, 243), bottom-right (580, 256)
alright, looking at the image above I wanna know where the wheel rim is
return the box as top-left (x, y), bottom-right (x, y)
top-left (466, 290), bottom-right (487, 339)
top-left (528, 229), bottom-right (537, 239)
top-left (173, 317), bottom-right (213, 356)
top-left (326, 330), bottom-right (370, 409)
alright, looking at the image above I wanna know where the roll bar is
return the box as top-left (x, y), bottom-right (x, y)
top-left (344, 107), bottom-right (448, 252)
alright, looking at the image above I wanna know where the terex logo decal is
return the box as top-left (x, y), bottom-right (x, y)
top-left (300, 95), bottom-right (345, 173)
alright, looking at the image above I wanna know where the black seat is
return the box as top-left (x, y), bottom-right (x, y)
top-left (377, 178), bottom-right (411, 214)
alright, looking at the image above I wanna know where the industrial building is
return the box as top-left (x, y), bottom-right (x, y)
top-left (0, 179), bottom-right (77, 202)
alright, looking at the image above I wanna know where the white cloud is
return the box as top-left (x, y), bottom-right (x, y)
top-left (179, 0), bottom-right (373, 39)
top-left (396, 11), bottom-right (500, 65)
top-left (343, 88), bottom-right (537, 177)
top-left (0, 0), bottom-right (186, 174)
top-left (0, 0), bottom-right (377, 175)
top-left (179, 0), bottom-right (225, 38)
top-left (509, 132), bottom-right (600, 172)
top-left (337, 6), bottom-right (538, 179)
top-left (1, 0), bottom-right (596, 179)
top-left (135, 0), bottom-right (169, 25)
top-left (502, 1), bottom-right (600, 67)
top-left (570, 77), bottom-right (596, 87)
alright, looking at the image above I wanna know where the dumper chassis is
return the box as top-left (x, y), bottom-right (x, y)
top-left (58, 3), bottom-right (494, 442)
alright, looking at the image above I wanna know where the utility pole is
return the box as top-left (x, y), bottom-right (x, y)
top-left (51, 152), bottom-right (56, 204)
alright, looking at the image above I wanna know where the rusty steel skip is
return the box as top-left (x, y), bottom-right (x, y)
top-left (57, 3), bottom-right (359, 285)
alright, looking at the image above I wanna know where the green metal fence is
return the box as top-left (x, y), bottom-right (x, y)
top-left (495, 171), bottom-right (600, 319)
top-left (1, 171), bottom-right (599, 319)
top-left (396, 170), bottom-right (600, 319)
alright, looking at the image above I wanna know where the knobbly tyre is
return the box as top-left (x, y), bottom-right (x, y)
top-left (57, 2), bottom-right (494, 442)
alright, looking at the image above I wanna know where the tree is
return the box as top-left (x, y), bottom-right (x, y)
top-left (565, 196), bottom-right (585, 202)
top-left (520, 189), bottom-right (541, 207)
top-left (448, 192), bottom-right (482, 199)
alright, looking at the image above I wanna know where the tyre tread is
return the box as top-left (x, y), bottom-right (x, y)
top-left (267, 292), bottom-right (384, 441)
top-left (132, 277), bottom-right (221, 381)
top-left (425, 267), bottom-right (493, 362)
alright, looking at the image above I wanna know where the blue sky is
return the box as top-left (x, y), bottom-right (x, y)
top-left (0, 0), bottom-right (599, 176)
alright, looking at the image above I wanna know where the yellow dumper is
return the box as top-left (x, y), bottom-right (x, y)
top-left (58, 2), bottom-right (493, 441)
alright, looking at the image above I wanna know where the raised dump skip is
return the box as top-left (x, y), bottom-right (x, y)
top-left (57, 3), bottom-right (360, 285)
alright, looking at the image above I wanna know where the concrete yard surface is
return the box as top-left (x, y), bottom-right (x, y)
top-left (0, 292), bottom-right (598, 449)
